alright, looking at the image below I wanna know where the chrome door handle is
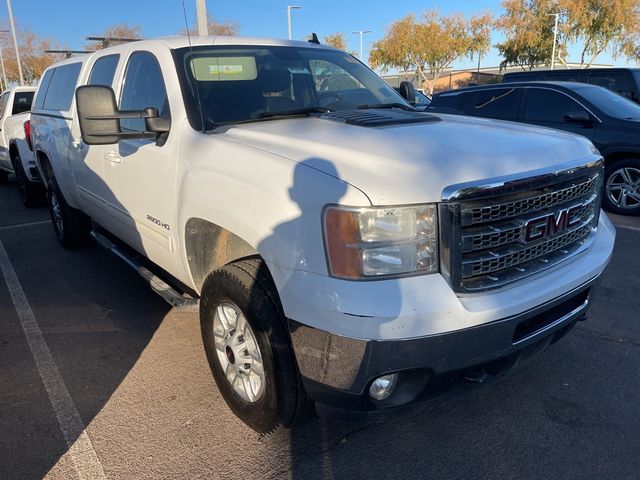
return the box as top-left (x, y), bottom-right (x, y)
top-left (105, 150), bottom-right (122, 163)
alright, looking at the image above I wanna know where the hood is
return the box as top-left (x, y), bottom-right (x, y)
top-left (220, 111), bottom-right (598, 205)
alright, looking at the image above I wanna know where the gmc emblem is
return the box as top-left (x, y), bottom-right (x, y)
top-left (523, 205), bottom-right (582, 243)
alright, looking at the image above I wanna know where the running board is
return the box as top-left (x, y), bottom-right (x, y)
top-left (91, 230), bottom-right (199, 310)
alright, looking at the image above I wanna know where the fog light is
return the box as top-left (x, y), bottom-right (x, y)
top-left (369, 373), bottom-right (398, 401)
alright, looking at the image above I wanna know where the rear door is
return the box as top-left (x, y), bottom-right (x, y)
top-left (73, 53), bottom-right (121, 221)
top-left (519, 87), bottom-right (596, 141)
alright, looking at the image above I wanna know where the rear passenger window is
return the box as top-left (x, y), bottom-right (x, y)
top-left (433, 91), bottom-right (473, 113)
top-left (473, 88), bottom-right (519, 120)
top-left (43, 63), bottom-right (82, 111)
top-left (523, 88), bottom-right (582, 123)
top-left (12, 91), bottom-right (34, 114)
top-left (119, 52), bottom-right (169, 132)
top-left (33, 69), bottom-right (54, 110)
top-left (88, 55), bottom-right (120, 87)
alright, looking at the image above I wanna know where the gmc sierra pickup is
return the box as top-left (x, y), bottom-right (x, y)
top-left (30, 36), bottom-right (615, 432)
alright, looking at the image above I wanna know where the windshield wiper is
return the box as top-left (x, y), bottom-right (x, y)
top-left (357, 103), bottom-right (415, 111)
top-left (258, 107), bottom-right (332, 118)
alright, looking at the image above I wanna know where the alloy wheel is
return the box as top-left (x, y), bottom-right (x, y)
top-left (212, 302), bottom-right (265, 403)
top-left (606, 167), bottom-right (640, 210)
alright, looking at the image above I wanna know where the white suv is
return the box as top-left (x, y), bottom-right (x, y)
top-left (30, 36), bottom-right (615, 432)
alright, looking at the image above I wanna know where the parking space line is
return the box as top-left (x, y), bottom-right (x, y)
top-left (0, 220), bottom-right (51, 231)
top-left (616, 224), bottom-right (640, 233)
top-left (0, 238), bottom-right (106, 480)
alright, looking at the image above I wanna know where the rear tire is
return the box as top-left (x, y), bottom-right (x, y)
top-left (200, 258), bottom-right (311, 433)
top-left (603, 158), bottom-right (640, 216)
top-left (0, 170), bottom-right (8, 184)
top-left (12, 153), bottom-right (45, 208)
top-left (47, 176), bottom-right (92, 249)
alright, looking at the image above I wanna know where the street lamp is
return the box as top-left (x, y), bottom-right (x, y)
top-left (547, 13), bottom-right (560, 70)
top-left (287, 5), bottom-right (302, 40)
top-left (6, 0), bottom-right (23, 85)
top-left (0, 29), bottom-right (9, 91)
top-left (352, 30), bottom-right (371, 62)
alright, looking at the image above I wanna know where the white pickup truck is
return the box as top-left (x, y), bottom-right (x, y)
top-left (0, 86), bottom-right (43, 206)
top-left (30, 37), bottom-right (615, 432)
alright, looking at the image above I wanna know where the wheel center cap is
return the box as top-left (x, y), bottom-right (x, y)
top-left (225, 345), bottom-right (235, 364)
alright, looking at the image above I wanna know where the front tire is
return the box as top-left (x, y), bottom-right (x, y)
top-left (12, 153), bottom-right (45, 207)
top-left (47, 177), bottom-right (92, 249)
top-left (603, 159), bottom-right (640, 216)
top-left (200, 259), bottom-right (310, 433)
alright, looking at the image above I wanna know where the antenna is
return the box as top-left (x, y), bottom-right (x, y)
top-left (307, 33), bottom-right (320, 44)
top-left (181, 0), bottom-right (206, 132)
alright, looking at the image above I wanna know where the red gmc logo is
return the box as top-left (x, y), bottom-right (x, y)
top-left (523, 205), bottom-right (582, 242)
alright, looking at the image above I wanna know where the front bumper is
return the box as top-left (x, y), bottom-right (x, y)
top-left (289, 278), bottom-right (594, 419)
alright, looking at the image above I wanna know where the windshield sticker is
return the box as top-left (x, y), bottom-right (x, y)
top-left (191, 56), bottom-right (257, 81)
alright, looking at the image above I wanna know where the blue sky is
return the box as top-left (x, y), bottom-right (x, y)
top-left (1, 0), bottom-right (632, 70)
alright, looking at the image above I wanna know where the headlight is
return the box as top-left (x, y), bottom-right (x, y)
top-left (323, 204), bottom-right (438, 279)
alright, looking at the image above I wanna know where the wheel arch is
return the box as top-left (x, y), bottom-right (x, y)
top-left (603, 149), bottom-right (640, 166)
top-left (185, 217), bottom-right (262, 292)
top-left (34, 150), bottom-right (54, 185)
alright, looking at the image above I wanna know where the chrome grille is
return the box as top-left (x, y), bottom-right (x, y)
top-left (439, 157), bottom-right (603, 293)
top-left (463, 175), bottom-right (598, 226)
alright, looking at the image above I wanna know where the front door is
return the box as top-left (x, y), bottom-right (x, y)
top-left (520, 87), bottom-right (596, 142)
top-left (103, 51), bottom-right (178, 271)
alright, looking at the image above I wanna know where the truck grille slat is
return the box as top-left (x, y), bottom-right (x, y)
top-left (439, 158), bottom-right (603, 293)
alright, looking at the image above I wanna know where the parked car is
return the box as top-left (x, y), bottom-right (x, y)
top-left (428, 81), bottom-right (640, 215)
top-left (31, 37), bottom-right (614, 432)
top-left (0, 86), bottom-right (44, 206)
top-left (502, 68), bottom-right (640, 104)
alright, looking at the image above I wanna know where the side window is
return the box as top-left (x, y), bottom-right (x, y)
top-left (523, 88), bottom-right (583, 123)
top-left (0, 93), bottom-right (8, 118)
top-left (432, 91), bottom-right (473, 113)
top-left (33, 68), bottom-right (54, 110)
top-left (473, 88), bottom-right (519, 120)
top-left (12, 91), bottom-right (34, 114)
top-left (589, 73), bottom-right (633, 97)
top-left (88, 54), bottom-right (120, 87)
top-left (43, 63), bottom-right (82, 111)
top-left (119, 52), bottom-right (169, 132)
top-left (310, 60), bottom-right (363, 92)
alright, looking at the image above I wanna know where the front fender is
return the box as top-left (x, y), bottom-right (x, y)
top-left (176, 129), bottom-right (370, 290)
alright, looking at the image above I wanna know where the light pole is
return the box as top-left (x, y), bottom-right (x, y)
top-left (196, 0), bottom-right (208, 36)
top-left (0, 29), bottom-right (8, 91)
top-left (287, 5), bottom-right (302, 40)
top-left (6, 0), bottom-right (23, 85)
top-left (547, 13), bottom-right (560, 70)
top-left (352, 30), bottom-right (371, 61)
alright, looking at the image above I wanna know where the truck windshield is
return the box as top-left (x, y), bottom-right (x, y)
top-left (173, 45), bottom-right (407, 130)
top-left (574, 84), bottom-right (640, 120)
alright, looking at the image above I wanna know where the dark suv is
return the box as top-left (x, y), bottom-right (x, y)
top-left (428, 81), bottom-right (640, 215)
top-left (502, 68), bottom-right (640, 104)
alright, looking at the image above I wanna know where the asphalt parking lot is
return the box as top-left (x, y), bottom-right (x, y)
top-left (1, 177), bottom-right (639, 480)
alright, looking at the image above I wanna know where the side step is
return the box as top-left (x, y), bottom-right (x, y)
top-left (91, 230), bottom-right (199, 310)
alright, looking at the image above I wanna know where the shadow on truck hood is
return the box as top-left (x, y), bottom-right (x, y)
top-left (220, 111), bottom-right (598, 205)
